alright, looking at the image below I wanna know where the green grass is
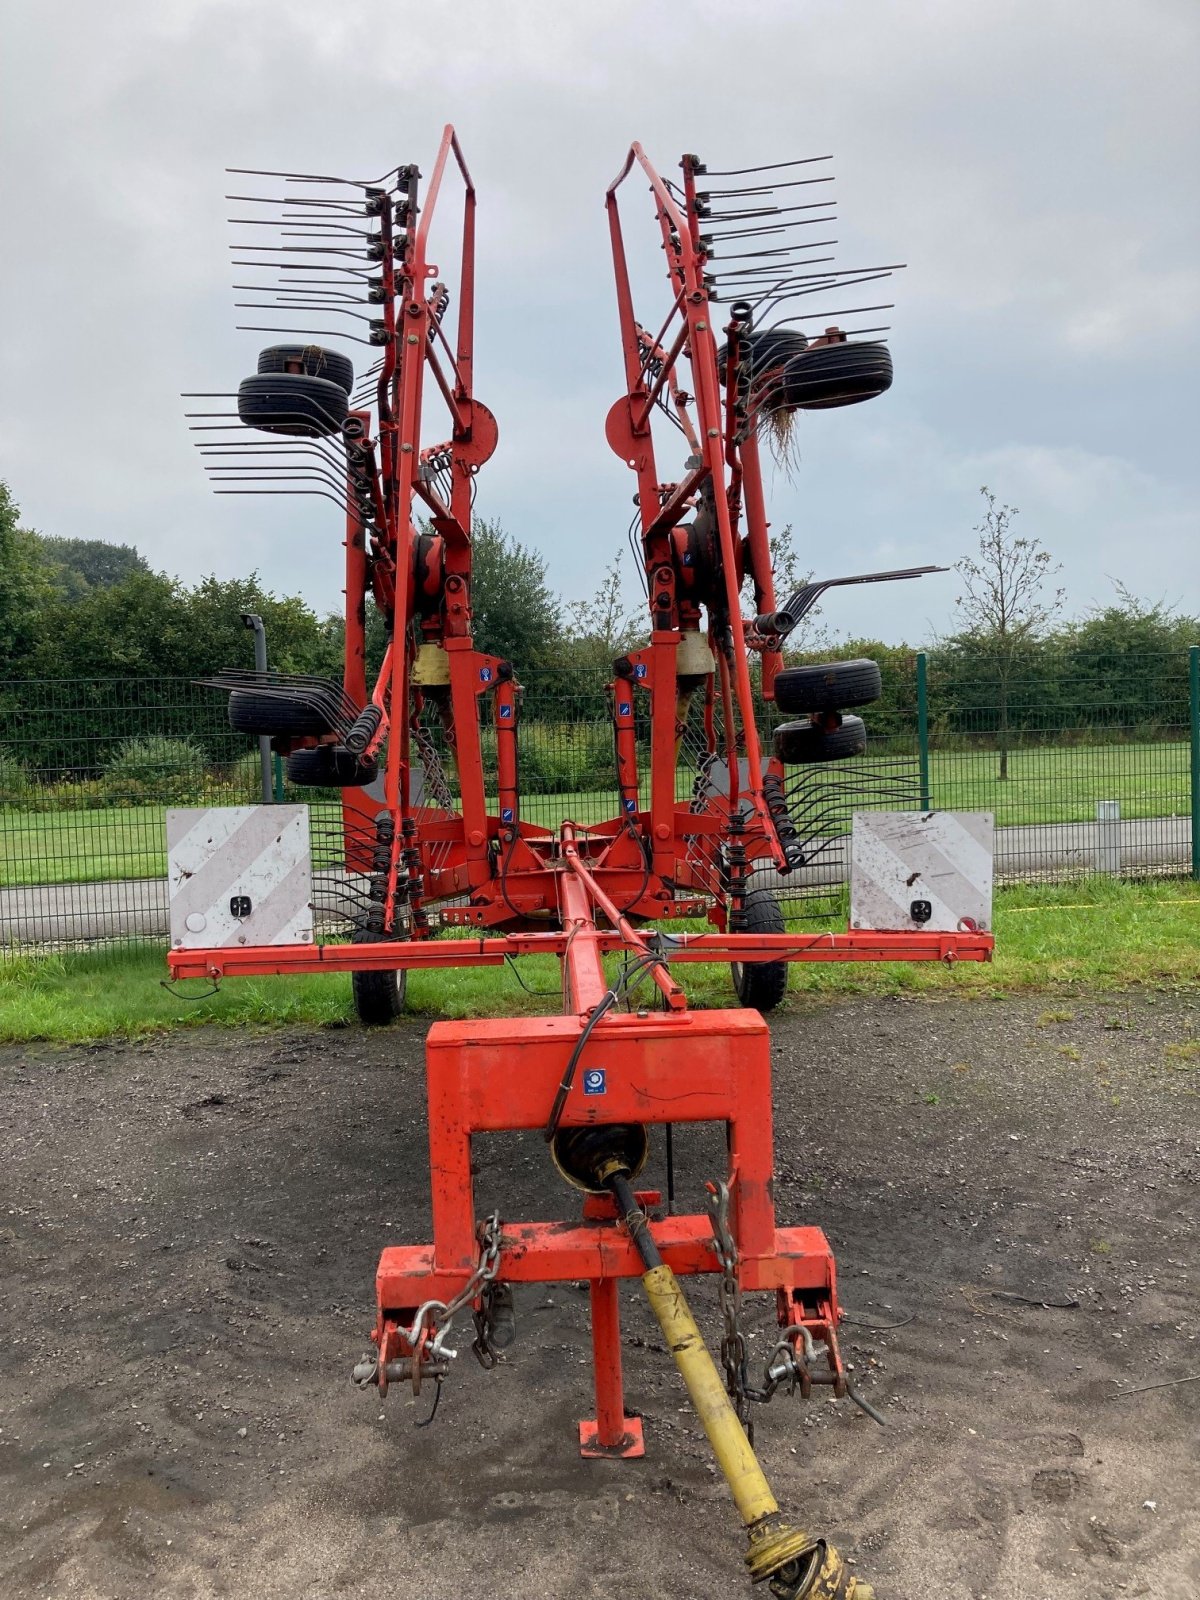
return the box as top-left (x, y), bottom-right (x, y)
top-left (1, 791), bottom-right (624, 887)
top-left (3, 877), bottom-right (1198, 1045)
top-left (2, 742), bottom-right (1190, 888)
top-left (925, 739), bottom-right (1189, 825)
top-left (1, 805), bottom-right (173, 886)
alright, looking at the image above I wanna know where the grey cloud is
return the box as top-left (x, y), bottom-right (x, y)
top-left (1, 0), bottom-right (1196, 644)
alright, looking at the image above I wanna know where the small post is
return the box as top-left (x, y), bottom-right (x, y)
top-left (241, 611), bottom-right (272, 805)
top-left (916, 650), bottom-right (931, 812)
top-left (579, 1277), bottom-right (645, 1458)
top-left (1096, 799), bottom-right (1121, 876)
top-left (1190, 645), bottom-right (1200, 880)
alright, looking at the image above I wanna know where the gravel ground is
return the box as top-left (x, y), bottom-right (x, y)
top-left (0, 991), bottom-right (1197, 1600)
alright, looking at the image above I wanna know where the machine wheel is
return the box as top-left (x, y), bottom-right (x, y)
top-left (228, 688), bottom-right (331, 738)
top-left (731, 889), bottom-right (788, 1013)
top-left (351, 930), bottom-right (408, 1027)
top-left (779, 340), bottom-right (893, 410)
top-left (236, 372), bottom-right (349, 437)
top-left (773, 714), bottom-right (867, 764)
top-left (717, 328), bottom-right (809, 414)
top-left (256, 343), bottom-right (354, 394)
top-left (773, 658), bottom-right (882, 714)
top-left (286, 744), bottom-right (378, 788)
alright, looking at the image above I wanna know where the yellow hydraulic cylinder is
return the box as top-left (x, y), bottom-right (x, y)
top-left (640, 1262), bottom-right (872, 1598)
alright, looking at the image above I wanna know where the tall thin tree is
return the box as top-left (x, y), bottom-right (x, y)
top-left (955, 487), bottom-right (1063, 780)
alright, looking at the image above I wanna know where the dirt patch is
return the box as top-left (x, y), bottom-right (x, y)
top-left (1, 991), bottom-right (1197, 1599)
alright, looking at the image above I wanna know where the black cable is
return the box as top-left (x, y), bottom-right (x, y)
top-left (841, 1312), bottom-right (915, 1331)
top-left (542, 986), bottom-right (620, 1140)
top-left (414, 1376), bottom-right (443, 1428)
top-left (542, 950), bottom-right (662, 1140)
top-left (613, 818), bottom-right (652, 916)
top-left (159, 979), bottom-right (222, 1001)
top-left (503, 954), bottom-right (560, 998)
top-left (497, 825), bottom-right (525, 922)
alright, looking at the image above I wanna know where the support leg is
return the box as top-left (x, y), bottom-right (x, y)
top-left (578, 1276), bottom-right (645, 1459)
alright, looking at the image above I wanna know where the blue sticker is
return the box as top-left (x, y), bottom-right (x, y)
top-left (634, 663), bottom-right (648, 680)
top-left (618, 701), bottom-right (632, 716)
top-left (501, 807), bottom-right (514, 823)
top-left (583, 1068), bottom-right (606, 1096)
top-left (479, 666), bottom-right (493, 683)
top-left (682, 551), bottom-right (693, 565)
top-left (624, 798), bottom-right (637, 813)
top-left (499, 703), bottom-right (513, 719)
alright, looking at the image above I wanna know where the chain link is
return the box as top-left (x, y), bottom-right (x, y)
top-left (707, 1180), bottom-right (754, 1436)
top-left (409, 1210), bottom-right (502, 1362)
top-left (707, 1181), bottom-right (834, 1440)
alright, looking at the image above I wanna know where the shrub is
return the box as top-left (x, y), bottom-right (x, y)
top-left (0, 748), bottom-right (33, 807)
top-left (513, 721), bottom-right (615, 793)
top-left (102, 735), bottom-right (209, 804)
top-left (229, 748), bottom-right (275, 804)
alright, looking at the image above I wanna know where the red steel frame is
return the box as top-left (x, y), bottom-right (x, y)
top-left (175, 134), bottom-right (993, 1456)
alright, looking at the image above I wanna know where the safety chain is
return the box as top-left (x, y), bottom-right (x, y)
top-left (707, 1180), bottom-right (755, 1436)
top-left (706, 1181), bottom-right (834, 1443)
top-left (409, 1210), bottom-right (503, 1364)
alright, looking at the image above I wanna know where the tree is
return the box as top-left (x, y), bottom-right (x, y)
top-left (952, 486), bottom-right (1063, 779)
top-left (18, 570), bottom-right (329, 683)
top-left (468, 517), bottom-right (563, 671)
top-left (564, 549), bottom-right (644, 670)
top-left (0, 480), bottom-right (52, 672)
top-left (35, 534), bottom-right (150, 600)
top-left (1059, 582), bottom-right (1200, 736)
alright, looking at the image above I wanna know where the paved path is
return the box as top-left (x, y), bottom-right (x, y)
top-left (1, 816), bottom-right (1190, 946)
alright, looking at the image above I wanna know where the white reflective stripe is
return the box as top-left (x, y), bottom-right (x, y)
top-left (167, 805), bottom-right (312, 948)
top-left (850, 811), bottom-right (993, 933)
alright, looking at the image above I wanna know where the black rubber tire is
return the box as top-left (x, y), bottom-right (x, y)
top-left (286, 744), bottom-right (378, 788)
top-left (779, 341), bottom-right (893, 410)
top-left (773, 714), bottom-right (867, 764)
top-left (256, 343), bottom-right (354, 395)
top-left (351, 930), bottom-right (407, 1027)
top-left (774, 658), bottom-right (882, 714)
top-left (237, 372), bottom-right (349, 437)
top-left (718, 326), bottom-right (808, 379)
top-left (731, 889), bottom-right (788, 1013)
top-left (228, 688), bottom-right (332, 738)
top-left (718, 328), bottom-right (809, 414)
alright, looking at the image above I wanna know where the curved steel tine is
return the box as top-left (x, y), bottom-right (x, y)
top-left (700, 155), bottom-right (833, 176)
top-left (235, 324), bottom-right (379, 345)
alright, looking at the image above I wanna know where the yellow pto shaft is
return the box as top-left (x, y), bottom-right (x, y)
top-left (639, 1257), bottom-right (872, 1598)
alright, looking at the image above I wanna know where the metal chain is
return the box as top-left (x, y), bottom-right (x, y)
top-left (707, 1181), bottom-right (754, 1436)
top-left (707, 1182), bottom-right (836, 1438)
top-left (409, 1210), bottom-right (502, 1363)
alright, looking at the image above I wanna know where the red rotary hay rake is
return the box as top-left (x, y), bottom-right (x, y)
top-left (173, 128), bottom-right (992, 1597)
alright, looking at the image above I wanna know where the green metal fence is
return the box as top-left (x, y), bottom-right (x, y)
top-left (2, 648), bottom-right (1197, 949)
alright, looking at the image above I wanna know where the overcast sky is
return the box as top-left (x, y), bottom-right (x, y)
top-left (2, 0), bottom-right (1197, 644)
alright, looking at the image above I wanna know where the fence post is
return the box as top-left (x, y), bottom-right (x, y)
top-left (916, 651), bottom-right (931, 812)
top-left (1190, 645), bottom-right (1200, 880)
top-left (241, 611), bottom-right (273, 804)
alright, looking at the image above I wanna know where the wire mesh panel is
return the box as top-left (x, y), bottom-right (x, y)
top-left (1, 678), bottom-right (245, 948)
top-left (2, 651), bottom-right (1197, 951)
top-left (924, 650), bottom-right (1192, 881)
